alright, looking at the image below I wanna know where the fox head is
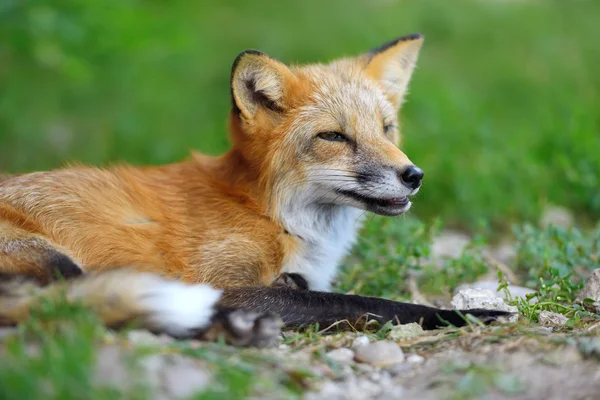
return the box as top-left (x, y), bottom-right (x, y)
top-left (228, 34), bottom-right (424, 218)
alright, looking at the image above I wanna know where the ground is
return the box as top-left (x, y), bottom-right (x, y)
top-left (1, 214), bottom-right (599, 399)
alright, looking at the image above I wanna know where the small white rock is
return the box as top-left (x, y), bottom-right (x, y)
top-left (451, 288), bottom-right (518, 323)
top-left (387, 323), bottom-right (424, 341)
top-left (406, 354), bottom-right (425, 364)
top-left (351, 335), bottom-right (370, 348)
top-left (354, 341), bottom-right (404, 367)
top-left (577, 269), bottom-right (600, 313)
top-left (538, 311), bottom-right (568, 327)
top-left (326, 348), bottom-right (355, 364)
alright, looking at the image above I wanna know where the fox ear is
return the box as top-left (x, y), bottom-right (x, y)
top-left (230, 50), bottom-right (294, 120)
top-left (363, 34), bottom-right (424, 109)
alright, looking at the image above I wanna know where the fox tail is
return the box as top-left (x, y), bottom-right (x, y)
top-left (0, 269), bottom-right (222, 337)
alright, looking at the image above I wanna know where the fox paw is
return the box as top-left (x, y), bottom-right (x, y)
top-left (272, 272), bottom-right (309, 290)
top-left (200, 308), bottom-right (282, 347)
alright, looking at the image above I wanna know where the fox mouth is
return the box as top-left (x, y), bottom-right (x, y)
top-left (336, 189), bottom-right (410, 216)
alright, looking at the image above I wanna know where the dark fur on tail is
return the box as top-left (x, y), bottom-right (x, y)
top-left (221, 286), bottom-right (511, 330)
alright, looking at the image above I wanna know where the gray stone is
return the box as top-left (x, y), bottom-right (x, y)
top-left (538, 311), bottom-right (568, 327)
top-left (387, 322), bottom-right (424, 341)
top-left (351, 335), bottom-right (370, 348)
top-left (406, 354), bottom-right (425, 364)
top-left (451, 288), bottom-right (518, 322)
top-left (326, 348), bottom-right (355, 364)
top-left (354, 340), bottom-right (405, 367)
top-left (576, 269), bottom-right (600, 313)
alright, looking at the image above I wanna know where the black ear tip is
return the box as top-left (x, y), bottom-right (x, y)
top-left (231, 49), bottom-right (267, 75)
top-left (230, 49), bottom-right (267, 113)
top-left (401, 33), bottom-right (424, 41)
top-left (370, 33), bottom-right (424, 55)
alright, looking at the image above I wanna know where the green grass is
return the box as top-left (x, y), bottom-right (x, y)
top-left (0, 295), bottom-right (124, 400)
top-left (1, 0), bottom-right (599, 228)
top-left (341, 217), bottom-right (600, 324)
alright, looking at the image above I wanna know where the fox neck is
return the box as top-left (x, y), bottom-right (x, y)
top-left (214, 145), bottom-right (364, 292)
top-left (277, 187), bottom-right (364, 291)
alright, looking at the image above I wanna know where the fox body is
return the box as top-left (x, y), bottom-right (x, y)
top-left (0, 34), bottom-right (507, 344)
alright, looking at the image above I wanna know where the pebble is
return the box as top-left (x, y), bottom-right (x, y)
top-left (326, 348), bottom-right (355, 364)
top-left (354, 341), bottom-right (405, 367)
top-left (576, 269), bottom-right (600, 313)
top-left (538, 311), bottom-right (568, 327)
top-left (351, 335), bottom-right (370, 348)
top-left (387, 323), bottom-right (423, 341)
top-left (406, 354), bottom-right (425, 364)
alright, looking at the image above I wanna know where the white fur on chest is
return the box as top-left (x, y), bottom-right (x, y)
top-left (280, 204), bottom-right (364, 291)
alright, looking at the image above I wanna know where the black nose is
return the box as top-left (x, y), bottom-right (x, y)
top-left (400, 165), bottom-right (424, 189)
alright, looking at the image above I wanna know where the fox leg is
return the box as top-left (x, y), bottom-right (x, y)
top-left (220, 287), bottom-right (511, 330)
top-left (271, 272), bottom-right (309, 290)
top-left (0, 214), bottom-right (83, 283)
top-left (0, 236), bottom-right (82, 283)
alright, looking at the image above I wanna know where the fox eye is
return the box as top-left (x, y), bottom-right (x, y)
top-left (384, 124), bottom-right (395, 134)
top-left (317, 132), bottom-right (347, 142)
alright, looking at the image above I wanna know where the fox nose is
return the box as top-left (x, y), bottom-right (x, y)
top-left (400, 165), bottom-right (424, 190)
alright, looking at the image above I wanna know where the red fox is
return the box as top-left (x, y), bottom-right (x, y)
top-left (0, 34), bottom-right (507, 345)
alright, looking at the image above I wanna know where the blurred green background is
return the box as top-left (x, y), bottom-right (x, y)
top-left (1, 0), bottom-right (598, 230)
